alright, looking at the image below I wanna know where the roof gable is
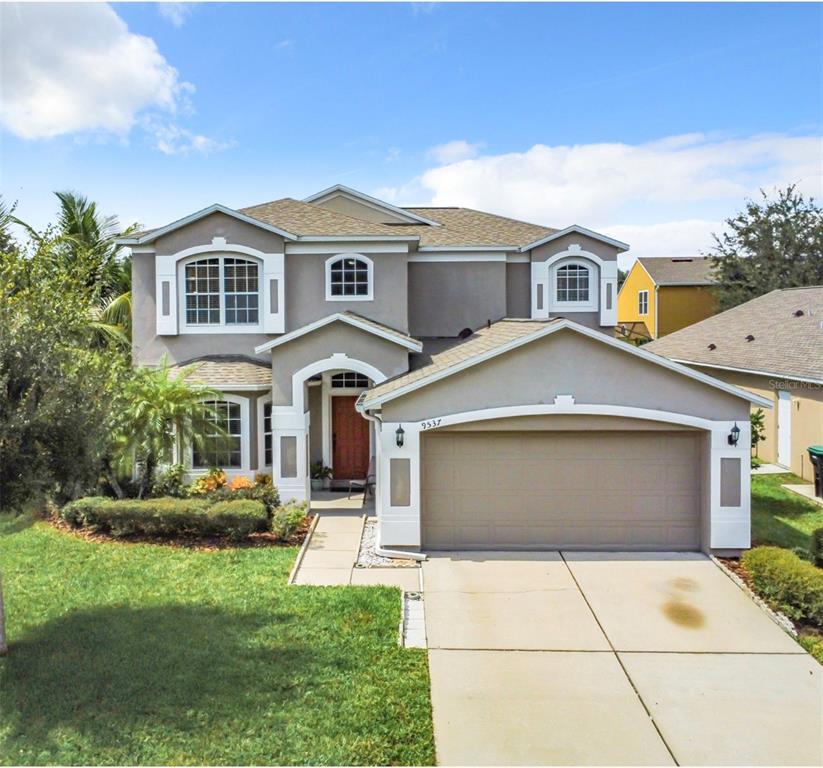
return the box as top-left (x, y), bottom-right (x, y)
top-left (254, 312), bottom-right (423, 354)
top-left (303, 185), bottom-right (440, 226)
top-left (117, 203), bottom-right (299, 245)
top-left (360, 318), bottom-right (771, 410)
top-left (520, 225), bottom-right (630, 253)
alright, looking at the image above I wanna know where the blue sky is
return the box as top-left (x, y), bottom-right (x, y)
top-left (1, 2), bottom-right (821, 263)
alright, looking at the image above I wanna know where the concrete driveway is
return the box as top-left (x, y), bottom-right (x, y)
top-left (424, 552), bottom-right (822, 766)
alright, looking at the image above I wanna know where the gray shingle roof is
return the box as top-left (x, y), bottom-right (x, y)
top-left (638, 257), bottom-right (716, 286)
top-left (645, 287), bottom-right (823, 382)
top-left (362, 318), bottom-right (561, 406)
top-left (171, 356), bottom-right (271, 388)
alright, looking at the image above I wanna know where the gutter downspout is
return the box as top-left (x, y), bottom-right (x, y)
top-left (357, 399), bottom-right (428, 563)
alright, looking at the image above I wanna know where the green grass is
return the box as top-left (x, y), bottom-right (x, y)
top-left (0, 518), bottom-right (434, 766)
top-left (751, 473), bottom-right (823, 558)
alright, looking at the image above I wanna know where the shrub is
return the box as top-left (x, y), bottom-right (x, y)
top-left (151, 464), bottom-right (187, 498)
top-left (228, 475), bottom-right (254, 491)
top-left (812, 527), bottom-right (823, 568)
top-left (59, 496), bottom-right (267, 541)
top-left (192, 474), bottom-right (280, 515)
top-left (189, 468), bottom-right (227, 495)
top-left (271, 501), bottom-right (309, 542)
top-left (742, 546), bottom-right (823, 627)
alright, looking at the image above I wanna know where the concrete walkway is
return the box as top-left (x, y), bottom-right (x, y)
top-left (291, 492), bottom-right (420, 590)
top-left (783, 483), bottom-right (823, 506)
top-left (424, 551), bottom-right (822, 766)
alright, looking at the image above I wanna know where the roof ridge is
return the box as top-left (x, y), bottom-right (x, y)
top-left (408, 205), bottom-right (556, 232)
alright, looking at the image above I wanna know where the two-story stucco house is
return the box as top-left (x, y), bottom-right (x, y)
top-left (120, 184), bottom-right (768, 555)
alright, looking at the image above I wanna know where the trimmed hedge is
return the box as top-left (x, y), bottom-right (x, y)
top-left (61, 496), bottom-right (267, 541)
top-left (742, 546), bottom-right (823, 627)
top-left (271, 501), bottom-right (309, 542)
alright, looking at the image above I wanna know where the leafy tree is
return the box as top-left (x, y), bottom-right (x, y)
top-left (709, 185), bottom-right (823, 311)
top-left (751, 408), bottom-right (767, 456)
top-left (0, 236), bottom-right (126, 512)
top-left (110, 358), bottom-right (224, 498)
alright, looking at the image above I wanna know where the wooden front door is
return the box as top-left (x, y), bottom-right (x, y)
top-left (332, 396), bottom-right (370, 479)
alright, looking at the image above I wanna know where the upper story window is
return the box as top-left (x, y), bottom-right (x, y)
top-left (193, 400), bottom-right (242, 469)
top-left (638, 289), bottom-right (649, 315)
top-left (325, 254), bottom-right (373, 301)
top-left (551, 259), bottom-right (596, 311)
top-left (184, 256), bottom-right (259, 327)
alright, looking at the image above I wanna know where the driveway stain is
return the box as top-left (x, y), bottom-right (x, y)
top-left (662, 600), bottom-right (705, 628)
top-left (669, 577), bottom-right (699, 592)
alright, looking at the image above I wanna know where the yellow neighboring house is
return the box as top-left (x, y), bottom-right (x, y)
top-left (617, 257), bottom-right (717, 341)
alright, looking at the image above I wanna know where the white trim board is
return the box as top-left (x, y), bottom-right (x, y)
top-left (521, 225), bottom-right (630, 253)
top-left (303, 184), bottom-right (441, 226)
top-left (676, 360), bottom-right (823, 387)
top-left (360, 318), bottom-right (773, 410)
top-left (117, 203), bottom-right (298, 244)
top-left (254, 312), bottom-right (423, 354)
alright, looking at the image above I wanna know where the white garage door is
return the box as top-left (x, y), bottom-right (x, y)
top-left (421, 430), bottom-right (702, 551)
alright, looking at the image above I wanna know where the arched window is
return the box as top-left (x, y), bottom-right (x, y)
top-left (331, 372), bottom-right (369, 389)
top-left (325, 254), bottom-right (373, 301)
top-left (552, 260), bottom-right (595, 309)
top-left (184, 255), bottom-right (259, 326)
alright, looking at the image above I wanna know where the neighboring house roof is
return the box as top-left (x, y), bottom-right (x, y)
top-left (645, 286), bottom-right (823, 383)
top-left (637, 256), bottom-right (716, 286)
top-left (254, 311), bottom-right (423, 354)
top-left (171, 356), bottom-right (272, 390)
top-left (360, 317), bottom-right (771, 410)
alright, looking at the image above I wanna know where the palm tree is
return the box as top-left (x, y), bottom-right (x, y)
top-left (111, 357), bottom-right (226, 498)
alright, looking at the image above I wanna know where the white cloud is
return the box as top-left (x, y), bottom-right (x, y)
top-left (604, 220), bottom-right (724, 270)
top-left (158, 3), bottom-right (194, 27)
top-left (426, 139), bottom-right (484, 165)
top-left (380, 132), bottom-right (822, 259)
top-left (275, 39), bottom-right (296, 55)
top-left (145, 119), bottom-right (234, 156)
top-left (0, 3), bottom-right (227, 155)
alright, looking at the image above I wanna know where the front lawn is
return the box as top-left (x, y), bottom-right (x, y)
top-left (751, 472), bottom-right (823, 558)
top-left (0, 518), bottom-right (434, 766)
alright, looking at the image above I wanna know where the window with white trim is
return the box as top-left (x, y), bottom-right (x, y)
top-left (193, 400), bottom-right (242, 468)
top-left (263, 401), bottom-right (273, 467)
top-left (638, 289), bottom-right (649, 315)
top-left (184, 256), bottom-right (260, 326)
top-left (331, 372), bottom-right (369, 389)
top-left (556, 263), bottom-right (590, 303)
top-left (325, 254), bottom-right (373, 300)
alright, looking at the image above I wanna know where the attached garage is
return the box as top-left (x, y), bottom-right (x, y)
top-left (359, 318), bottom-right (770, 555)
top-left (421, 429), bottom-right (702, 550)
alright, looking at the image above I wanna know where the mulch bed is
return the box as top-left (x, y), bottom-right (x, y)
top-left (46, 512), bottom-right (314, 551)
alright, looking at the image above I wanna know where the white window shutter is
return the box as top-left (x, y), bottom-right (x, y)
top-left (530, 261), bottom-right (549, 319)
top-left (156, 254), bottom-right (177, 335)
top-left (262, 252), bottom-right (285, 334)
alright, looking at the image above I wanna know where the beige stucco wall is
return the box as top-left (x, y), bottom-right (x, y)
top-left (381, 329), bottom-right (750, 424)
top-left (285, 250), bottom-right (409, 332)
top-left (408, 261), bottom-right (507, 337)
top-left (270, 322), bottom-right (409, 407)
top-left (691, 365), bottom-right (823, 481)
top-left (312, 194), bottom-right (410, 224)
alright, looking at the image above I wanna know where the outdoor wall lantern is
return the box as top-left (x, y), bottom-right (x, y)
top-left (728, 422), bottom-right (741, 446)
top-left (395, 425), bottom-right (405, 448)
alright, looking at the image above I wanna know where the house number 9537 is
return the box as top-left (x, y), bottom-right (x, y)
top-left (420, 419), bottom-right (442, 430)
